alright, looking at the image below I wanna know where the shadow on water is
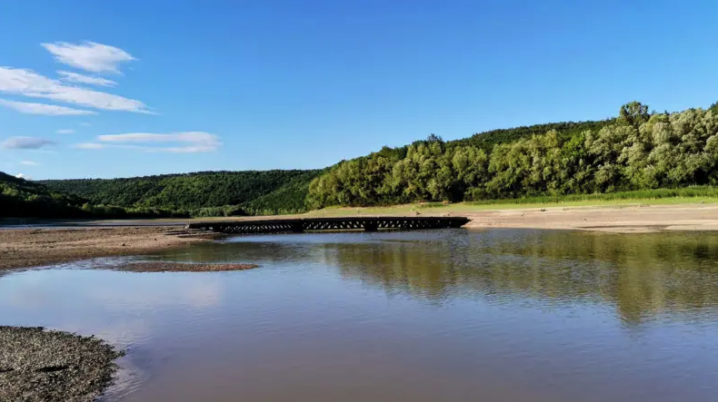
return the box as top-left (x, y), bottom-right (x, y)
top-left (153, 228), bottom-right (718, 327)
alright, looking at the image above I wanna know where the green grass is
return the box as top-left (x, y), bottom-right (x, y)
top-left (305, 187), bottom-right (718, 217)
top-left (463, 187), bottom-right (718, 206)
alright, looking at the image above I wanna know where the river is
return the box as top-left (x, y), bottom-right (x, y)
top-left (1, 228), bottom-right (718, 401)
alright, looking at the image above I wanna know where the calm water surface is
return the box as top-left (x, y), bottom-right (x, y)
top-left (2, 229), bottom-right (718, 401)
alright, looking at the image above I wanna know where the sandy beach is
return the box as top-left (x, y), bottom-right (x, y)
top-left (459, 203), bottom-right (718, 233)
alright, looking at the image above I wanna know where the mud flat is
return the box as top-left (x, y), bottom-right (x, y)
top-left (0, 326), bottom-right (124, 402)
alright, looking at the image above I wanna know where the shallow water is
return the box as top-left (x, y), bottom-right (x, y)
top-left (2, 229), bottom-right (718, 402)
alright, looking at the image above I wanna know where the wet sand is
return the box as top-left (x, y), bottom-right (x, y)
top-left (0, 326), bottom-right (124, 402)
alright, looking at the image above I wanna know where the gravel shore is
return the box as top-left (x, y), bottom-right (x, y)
top-left (0, 326), bottom-right (124, 402)
top-left (0, 226), bottom-right (219, 271)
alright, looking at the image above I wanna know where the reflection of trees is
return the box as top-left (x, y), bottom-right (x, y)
top-left (156, 230), bottom-right (718, 326)
top-left (323, 230), bottom-right (718, 325)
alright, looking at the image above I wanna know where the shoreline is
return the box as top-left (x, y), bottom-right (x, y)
top-left (2, 203), bottom-right (717, 271)
top-left (0, 226), bottom-right (219, 271)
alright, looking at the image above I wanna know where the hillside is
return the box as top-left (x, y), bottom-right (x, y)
top-left (41, 170), bottom-right (323, 216)
top-left (307, 102), bottom-right (718, 208)
top-left (27, 101), bottom-right (718, 219)
top-left (39, 118), bottom-right (618, 217)
top-left (0, 172), bottom-right (88, 218)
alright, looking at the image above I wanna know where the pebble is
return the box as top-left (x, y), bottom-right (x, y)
top-left (0, 326), bottom-right (124, 402)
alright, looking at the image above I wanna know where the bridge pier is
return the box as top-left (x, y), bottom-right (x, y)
top-left (364, 221), bottom-right (378, 232)
top-left (291, 222), bottom-right (304, 233)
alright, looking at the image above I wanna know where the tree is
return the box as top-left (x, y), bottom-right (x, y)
top-left (619, 101), bottom-right (650, 129)
top-left (426, 134), bottom-right (443, 143)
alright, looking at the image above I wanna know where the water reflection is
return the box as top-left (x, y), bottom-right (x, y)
top-left (2, 229), bottom-right (718, 402)
top-left (156, 229), bottom-right (718, 326)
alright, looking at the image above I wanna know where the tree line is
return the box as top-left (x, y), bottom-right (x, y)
top-left (8, 101), bottom-right (718, 219)
top-left (307, 102), bottom-right (718, 208)
top-left (40, 170), bottom-right (323, 217)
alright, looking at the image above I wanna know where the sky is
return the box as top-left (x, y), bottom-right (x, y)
top-left (1, 0), bottom-right (718, 180)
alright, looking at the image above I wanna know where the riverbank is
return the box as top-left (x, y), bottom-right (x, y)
top-left (0, 326), bottom-right (124, 402)
top-left (3, 202), bottom-right (718, 271)
top-left (459, 203), bottom-right (718, 233)
top-left (0, 226), bottom-right (218, 271)
top-left (306, 201), bottom-right (718, 233)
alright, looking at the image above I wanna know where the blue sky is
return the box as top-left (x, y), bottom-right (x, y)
top-left (1, 0), bottom-right (717, 180)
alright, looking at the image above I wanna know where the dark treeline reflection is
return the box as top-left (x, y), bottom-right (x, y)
top-left (157, 229), bottom-right (718, 325)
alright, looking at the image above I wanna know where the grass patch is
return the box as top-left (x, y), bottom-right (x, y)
top-left (464, 187), bottom-right (718, 206)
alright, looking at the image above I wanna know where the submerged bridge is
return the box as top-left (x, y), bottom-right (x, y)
top-left (187, 216), bottom-right (470, 234)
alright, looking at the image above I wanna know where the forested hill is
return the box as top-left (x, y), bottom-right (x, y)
top-left (41, 170), bottom-right (323, 216)
top-left (449, 119), bottom-right (615, 152)
top-left (307, 102), bottom-right (718, 208)
top-left (0, 172), bottom-right (88, 218)
top-left (22, 101), bottom-right (718, 219)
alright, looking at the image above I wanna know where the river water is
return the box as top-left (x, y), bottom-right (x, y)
top-left (1, 229), bottom-right (718, 402)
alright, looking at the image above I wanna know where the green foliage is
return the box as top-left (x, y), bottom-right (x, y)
top-left (0, 172), bottom-right (88, 218)
top-left (308, 102), bottom-right (718, 208)
top-left (41, 170), bottom-right (323, 217)
top-left (14, 100), bottom-right (718, 219)
top-left (0, 172), bottom-right (189, 219)
top-left (448, 119), bottom-right (615, 153)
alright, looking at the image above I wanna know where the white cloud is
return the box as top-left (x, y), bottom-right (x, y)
top-left (58, 71), bottom-right (117, 87)
top-left (73, 143), bottom-right (105, 150)
top-left (56, 129), bottom-right (75, 134)
top-left (0, 99), bottom-right (96, 116)
top-left (2, 137), bottom-right (56, 149)
top-left (79, 132), bottom-right (221, 153)
top-left (21, 160), bottom-right (39, 166)
top-left (42, 41), bottom-right (135, 74)
top-left (79, 122), bottom-right (91, 127)
top-left (99, 132), bottom-right (219, 145)
top-left (0, 67), bottom-right (151, 113)
top-left (15, 173), bottom-right (31, 180)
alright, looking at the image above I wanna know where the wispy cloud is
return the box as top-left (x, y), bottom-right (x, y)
top-left (58, 71), bottom-right (117, 87)
top-left (99, 132), bottom-right (219, 145)
top-left (42, 41), bottom-right (135, 74)
top-left (79, 132), bottom-right (221, 153)
top-left (73, 143), bottom-right (105, 150)
top-left (2, 137), bottom-right (56, 150)
top-left (79, 122), bottom-right (92, 127)
top-left (56, 129), bottom-right (75, 134)
top-left (0, 99), bottom-right (96, 116)
top-left (21, 160), bottom-right (39, 166)
top-left (0, 67), bottom-right (151, 114)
